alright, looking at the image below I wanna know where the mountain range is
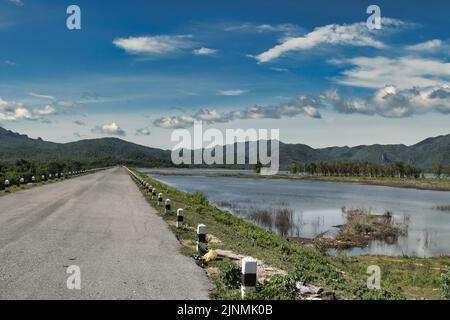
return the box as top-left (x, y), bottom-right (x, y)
top-left (1, 126), bottom-right (449, 169)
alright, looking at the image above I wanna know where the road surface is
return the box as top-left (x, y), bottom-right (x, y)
top-left (0, 167), bottom-right (211, 300)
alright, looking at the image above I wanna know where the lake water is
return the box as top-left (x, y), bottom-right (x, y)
top-left (149, 173), bottom-right (450, 257)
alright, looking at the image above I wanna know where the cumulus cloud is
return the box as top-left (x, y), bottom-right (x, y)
top-left (254, 18), bottom-right (408, 63)
top-left (33, 105), bottom-right (56, 115)
top-left (0, 98), bottom-right (56, 121)
top-left (153, 96), bottom-right (322, 129)
top-left (193, 47), bottom-right (218, 55)
top-left (324, 84), bottom-right (450, 117)
top-left (91, 122), bottom-right (126, 136)
top-left (332, 56), bottom-right (450, 89)
top-left (219, 89), bottom-right (247, 96)
top-left (113, 35), bottom-right (195, 57)
top-left (135, 127), bottom-right (151, 136)
top-left (153, 83), bottom-right (450, 128)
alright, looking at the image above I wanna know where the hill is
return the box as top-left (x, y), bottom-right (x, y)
top-left (1, 127), bottom-right (449, 169)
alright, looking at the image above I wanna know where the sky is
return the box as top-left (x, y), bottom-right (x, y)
top-left (0, 0), bottom-right (449, 149)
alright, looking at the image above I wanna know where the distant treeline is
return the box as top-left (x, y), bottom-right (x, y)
top-left (289, 161), bottom-right (434, 178)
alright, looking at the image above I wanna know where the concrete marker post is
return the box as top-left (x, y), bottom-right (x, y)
top-left (241, 257), bottom-right (257, 298)
top-left (19, 177), bottom-right (25, 189)
top-left (31, 176), bottom-right (36, 184)
top-left (165, 199), bottom-right (171, 214)
top-left (4, 179), bottom-right (10, 193)
top-left (157, 193), bottom-right (163, 207)
top-left (196, 224), bottom-right (207, 253)
top-left (152, 188), bottom-right (156, 199)
top-left (177, 208), bottom-right (184, 228)
top-left (41, 175), bottom-right (46, 184)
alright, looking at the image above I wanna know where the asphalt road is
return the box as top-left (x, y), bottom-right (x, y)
top-left (0, 167), bottom-right (211, 300)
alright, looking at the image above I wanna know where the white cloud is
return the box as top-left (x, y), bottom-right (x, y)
top-left (324, 84), bottom-right (450, 118)
top-left (193, 47), bottom-right (218, 55)
top-left (33, 105), bottom-right (56, 115)
top-left (4, 60), bottom-right (16, 66)
top-left (91, 122), bottom-right (126, 136)
top-left (154, 83), bottom-right (450, 128)
top-left (0, 100), bottom-right (34, 121)
top-left (219, 89), bottom-right (247, 96)
top-left (135, 127), bottom-right (151, 136)
top-left (270, 67), bottom-right (289, 72)
top-left (113, 35), bottom-right (195, 57)
top-left (7, 0), bottom-right (24, 6)
top-left (224, 23), bottom-right (301, 35)
top-left (406, 39), bottom-right (443, 52)
top-left (0, 101), bottom-right (56, 120)
top-left (153, 96), bottom-right (322, 129)
top-left (254, 18), bottom-right (407, 63)
top-left (333, 56), bottom-right (450, 89)
top-left (30, 93), bottom-right (56, 100)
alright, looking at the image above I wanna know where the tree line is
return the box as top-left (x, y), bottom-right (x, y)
top-left (0, 159), bottom-right (86, 188)
top-left (289, 161), bottom-right (430, 179)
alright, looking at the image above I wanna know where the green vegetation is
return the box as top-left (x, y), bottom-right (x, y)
top-left (130, 168), bottom-right (450, 300)
top-left (290, 161), bottom-right (423, 178)
top-left (0, 159), bottom-right (84, 190)
top-left (442, 269), bottom-right (450, 299)
top-left (218, 262), bottom-right (242, 289)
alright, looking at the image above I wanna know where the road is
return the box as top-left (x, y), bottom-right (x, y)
top-left (0, 167), bottom-right (211, 300)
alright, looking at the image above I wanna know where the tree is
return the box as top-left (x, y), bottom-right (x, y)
top-left (254, 161), bottom-right (262, 174)
top-left (444, 165), bottom-right (450, 178)
top-left (434, 162), bottom-right (443, 179)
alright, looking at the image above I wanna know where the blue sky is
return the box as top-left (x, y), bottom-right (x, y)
top-left (1, 0), bottom-right (449, 149)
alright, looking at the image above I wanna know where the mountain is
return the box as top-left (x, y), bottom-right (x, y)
top-left (1, 127), bottom-right (449, 169)
top-left (279, 135), bottom-right (450, 168)
top-left (0, 127), bottom-right (171, 166)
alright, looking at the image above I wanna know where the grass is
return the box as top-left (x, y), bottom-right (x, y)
top-left (147, 171), bottom-right (450, 192)
top-left (129, 168), bottom-right (450, 300)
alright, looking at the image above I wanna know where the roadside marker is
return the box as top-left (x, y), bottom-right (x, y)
top-left (196, 224), bottom-right (207, 253)
top-left (152, 188), bottom-right (156, 199)
top-left (31, 176), bottom-right (36, 184)
top-left (165, 199), bottom-right (171, 214)
top-left (177, 209), bottom-right (184, 227)
top-left (41, 175), bottom-right (46, 183)
top-left (19, 177), bottom-right (25, 189)
top-left (158, 193), bottom-right (163, 206)
top-left (241, 257), bottom-right (257, 298)
top-left (4, 180), bottom-right (10, 193)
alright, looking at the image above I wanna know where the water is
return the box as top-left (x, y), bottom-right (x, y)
top-left (138, 168), bottom-right (290, 175)
top-left (149, 173), bottom-right (450, 257)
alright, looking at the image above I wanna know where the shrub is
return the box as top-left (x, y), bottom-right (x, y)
top-left (190, 192), bottom-right (209, 206)
top-left (254, 275), bottom-right (297, 300)
top-left (442, 268), bottom-right (450, 299)
top-left (219, 262), bottom-right (241, 289)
